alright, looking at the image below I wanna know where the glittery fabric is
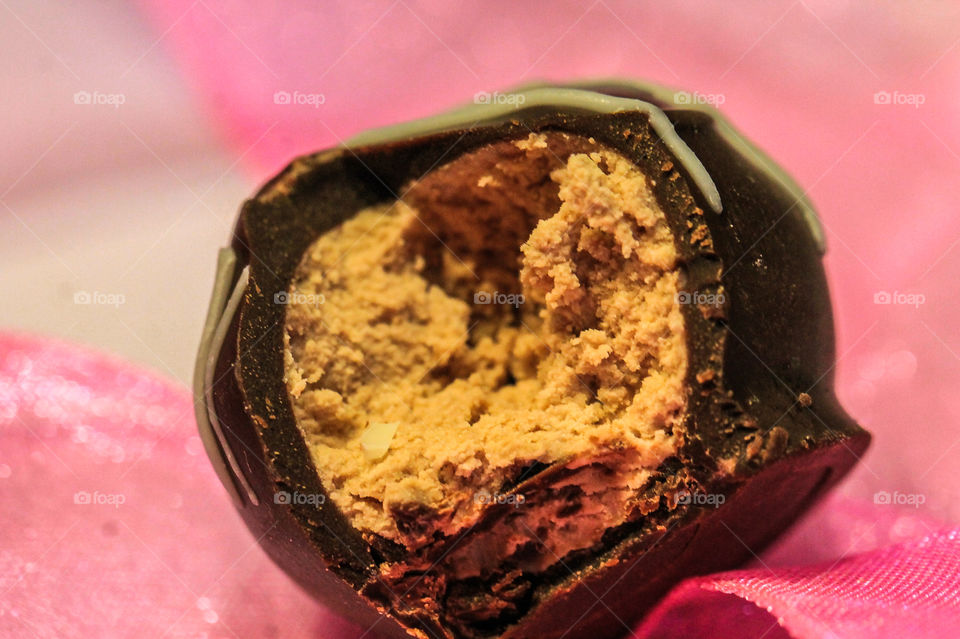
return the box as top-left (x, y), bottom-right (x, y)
top-left (0, 333), bottom-right (364, 638)
top-left (3, 334), bottom-right (958, 639)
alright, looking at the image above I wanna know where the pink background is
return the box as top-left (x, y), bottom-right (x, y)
top-left (2, 2), bottom-right (960, 638)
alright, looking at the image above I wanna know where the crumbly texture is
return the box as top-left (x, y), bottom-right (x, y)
top-left (283, 135), bottom-right (687, 546)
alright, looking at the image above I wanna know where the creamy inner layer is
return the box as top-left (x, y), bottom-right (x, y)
top-left (283, 134), bottom-right (687, 552)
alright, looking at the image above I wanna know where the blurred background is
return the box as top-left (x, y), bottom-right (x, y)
top-left (2, 1), bottom-right (959, 636)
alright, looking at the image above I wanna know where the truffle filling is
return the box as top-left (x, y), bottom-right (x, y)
top-left (283, 133), bottom-right (687, 552)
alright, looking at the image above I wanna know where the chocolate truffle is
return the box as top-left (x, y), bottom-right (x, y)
top-left (194, 80), bottom-right (869, 639)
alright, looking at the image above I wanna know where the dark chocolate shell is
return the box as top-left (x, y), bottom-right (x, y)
top-left (194, 81), bottom-right (869, 639)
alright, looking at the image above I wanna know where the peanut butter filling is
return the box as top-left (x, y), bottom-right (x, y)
top-left (283, 133), bottom-right (687, 550)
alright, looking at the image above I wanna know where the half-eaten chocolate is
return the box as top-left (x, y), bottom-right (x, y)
top-left (195, 81), bottom-right (869, 639)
